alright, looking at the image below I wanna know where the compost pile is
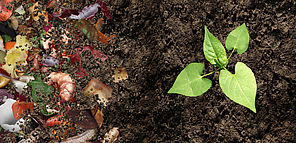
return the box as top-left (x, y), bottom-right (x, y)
top-left (0, 0), bottom-right (120, 142)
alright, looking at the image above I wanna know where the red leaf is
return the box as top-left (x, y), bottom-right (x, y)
top-left (70, 49), bottom-right (81, 65)
top-left (15, 92), bottom-right (27, 102)
top-left (75, 67), bottom-right (87, 78)
top-left (70, 46), bottom-right (108, 67)
top-left (0, 67), bottom-right (11, 79)
top-left (81, 46), bottom-right (108, 63)
top-left (0, 67), bottom-right (10, 77)
top-left (97, 1), bottom-right (112, 20)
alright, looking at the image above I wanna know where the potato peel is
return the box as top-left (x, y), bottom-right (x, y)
top-left (113, 67), bottom-right (128, 83)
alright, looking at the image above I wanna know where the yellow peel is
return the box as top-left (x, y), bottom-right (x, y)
top-left (0, 76), bottom-right (10, 88)
top-left (2, 35), bottom-right (32, 78)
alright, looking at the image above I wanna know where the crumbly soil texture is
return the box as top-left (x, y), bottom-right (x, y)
top-left (4, 0), bottom-right (296, 142)
top-left (102, 0), bottom-right (296, 142)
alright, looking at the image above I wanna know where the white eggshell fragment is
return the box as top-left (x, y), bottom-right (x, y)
top-left (0, 99), bottom-right (17, 125)
top-left (1, 118), bottom-right (25, 132)
top-left (0, 99), bottom-right (27, 132)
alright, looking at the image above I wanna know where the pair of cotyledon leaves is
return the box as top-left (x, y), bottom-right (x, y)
top-left (168, 23), bottom-right (257, 113)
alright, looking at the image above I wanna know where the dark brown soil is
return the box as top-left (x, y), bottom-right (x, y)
top-left (98, 0), bottom-right (296, 142)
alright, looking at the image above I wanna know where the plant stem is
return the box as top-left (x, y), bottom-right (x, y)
top-left (227, 48), bottom-right (236, 60)
top-left (222, 66), bottom-right (230, 72)
top-left (201, 68), bottom-right (221, 78)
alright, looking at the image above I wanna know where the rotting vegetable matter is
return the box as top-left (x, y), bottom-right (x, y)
top-left (0, 0), bottom-right (119, 142)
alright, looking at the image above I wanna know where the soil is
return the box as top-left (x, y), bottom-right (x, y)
top-left (1, 0), bottom-right (296, 142)
top-left (99, 0), bottom-right (296, 142)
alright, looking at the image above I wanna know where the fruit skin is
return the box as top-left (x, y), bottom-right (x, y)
top-left (2, 35), bottom-right (32, 78)
top-left (11, 101), bottom-right (34, 120)
top-left (45, 114), bottom-right (63, 127)
top-left (0, 0), bottom-right (13, 21)
top-left (4, 42), bottom-right (16, 50)
top-left (0, 76), bottom-right (10, 88)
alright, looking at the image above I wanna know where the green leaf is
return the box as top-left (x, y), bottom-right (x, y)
top-left (41, 106), bottom-right (54, 116)
top-left (39, 102), bottom-right (53, 116)
top-left (27, 76), bottom-right (54, 103)
top-left (168, 63), bottom-right (212, 97)
top-left (1, 35), bottom-right (12, 43)
top-left (225, 23), bottom-right (250, 54)
top-left (219, 62), bottom-right (257, 113)
top-left (203, 26), bottom-right (228, 66)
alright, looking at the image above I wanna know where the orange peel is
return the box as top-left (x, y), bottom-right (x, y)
top-left (11, 101), bottom-right (34, 120)
top-left (5, 42), bottom-right (16, 50)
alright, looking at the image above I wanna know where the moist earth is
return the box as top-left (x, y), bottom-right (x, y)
top-left (101, 0), bottom-right (296, 142)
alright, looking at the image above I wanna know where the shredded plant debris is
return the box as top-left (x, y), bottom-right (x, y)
top-left (0, 0), bottom-right (118, 142)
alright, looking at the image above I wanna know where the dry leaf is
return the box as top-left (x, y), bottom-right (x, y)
top-left (18, 25), bottom-right (35, 37)
top-left (8, 16), bottom-right (18, 30)
top-left (91, 107), bottom-right (104, 128)
top-left (74, 19), bottom-right (115, 44)
top-left (67, 110), bottom-right (99, 129)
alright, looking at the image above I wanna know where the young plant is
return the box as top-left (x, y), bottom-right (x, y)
top-left (168, 23), bottom-right (257, 113)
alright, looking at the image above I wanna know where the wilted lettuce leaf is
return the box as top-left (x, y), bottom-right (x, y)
top-left (27, 75), bottom-right (53, 103)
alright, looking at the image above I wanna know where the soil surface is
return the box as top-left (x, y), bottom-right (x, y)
top-left (100, 0), bottom-right (296, 142)
top-left (1, 0), bottom-right (296, 142)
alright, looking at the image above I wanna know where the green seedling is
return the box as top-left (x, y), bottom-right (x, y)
top-left (168, 23), bottom-right (257, 113)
